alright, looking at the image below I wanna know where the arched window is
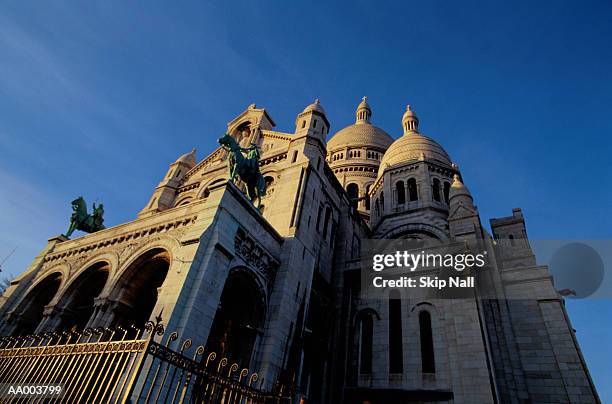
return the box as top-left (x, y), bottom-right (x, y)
top-left (301, 120), bottom-right (306, 128)
top-left (375, 199), bottom-right (380, 217)
top-left (346, 184), bottom-right (359, 210)
top-left (396, 181), bottom-right (406, 205)
top-left (380, 192), bottom-right (384, 212)
top-left (443, 181), bottom-right (450, 204)
top-left (389, 290), bottom-right (403, 373)
top-left (365, 185), bottom-right (371, 210)
top-left (432, 178), bottom-right (441, 202)
top-left (360, 315), bottom-right (373, 374)
top-left (408, 178), bottom-right (418, 201)
top-left (419, 311), bottom-right (435, 373)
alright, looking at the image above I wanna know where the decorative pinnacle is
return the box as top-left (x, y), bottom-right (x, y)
top-left (362, 96), bottom-right (368, 102)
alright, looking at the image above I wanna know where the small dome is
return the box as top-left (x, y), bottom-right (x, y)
top-left (379, 133), bottom-right (451, 175)
top-left (302, 99), bottom-right (326, 115)
top-left (402, 104), bottom-right (419, 134)
top-left (449, 174), bottom-right (472, 201)
top-left (175, 148), bottom-right (196, 167)
top-left (356, 96), bottom-right (372, 124)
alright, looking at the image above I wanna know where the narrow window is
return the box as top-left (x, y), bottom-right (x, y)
top-left (389, 290), bottom-right (403, 373)
top-left (301, 120), bottom-right (306, 128)
top-left (316, 204), bottom-right (323, 232)
top-left (175, 169), bottom-right (182, 178)
top-left (432, 178), bottom-right (441, 202)
top-left (322, 207), bottom-right (332, 239)
top-left (329, 221), bottom-right (337, 246)
top-left (365, 185), bottom-right (371, 210)
top-left (360, 315), bottom-right (373, 374)
top-left (292, 150), bottom-right (298, 163)
top-left (313, 120), bottom-right (317, 128)
top-left (419, 311), bottom-right (435, 373)
top-left (380, 191), bottom-right (384, 212)
top-left (317, 157), bottom-right (321, 170)
top-left (443, 181), bottom-right (450, 204)
top-left (375, 199), bottom-right (380, 217)
top-left (408, 178), bottom-right (418, 201)
top-left (509, 234), bottom-right (515, 246)
top-left (346, 183), bottom-right (359, 210)
top-left (396, 181), bottom-right (406, 205)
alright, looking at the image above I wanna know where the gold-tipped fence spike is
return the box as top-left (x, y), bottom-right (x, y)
top-left (217, 357), bottom-right (228, 372)
top-left (239, 368), bottom-right (249, 383)
top-left (249, 372), bottom-right (259, 387)
top-left (180, 338), bottom-right (192, 353)
top-left (206, 351), bottom-right (217, 367)
top-left (228, 363), bottom-right (239, 377)
top-left (193, 345), bottom-right (205, 360)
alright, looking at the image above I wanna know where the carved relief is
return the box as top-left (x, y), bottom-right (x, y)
top-left (233, 227), bottom-right (278, 285)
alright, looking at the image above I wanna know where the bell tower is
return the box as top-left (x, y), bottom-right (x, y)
top-left (138, 149), bottom-right (196, 218)
top-left (294, 99), bottom-right (329, 146)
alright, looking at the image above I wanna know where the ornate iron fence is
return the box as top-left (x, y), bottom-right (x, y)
top-left (0, 316), bottom-right (290, 403)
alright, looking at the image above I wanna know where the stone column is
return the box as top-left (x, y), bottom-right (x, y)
top-left (84, 297), bottom-right (112, 329)
top-left (34, 304), bottom-right (65, 333)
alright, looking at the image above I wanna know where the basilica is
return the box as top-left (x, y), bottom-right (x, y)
top-left (0, 98), bottom-right (599, 403)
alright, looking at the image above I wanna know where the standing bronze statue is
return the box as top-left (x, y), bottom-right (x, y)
top-left (62, 196), bottom-right (106, 238)
top-left (218, 133), bottom-right (267, 209)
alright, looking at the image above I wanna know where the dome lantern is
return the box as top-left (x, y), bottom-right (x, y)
top-left (355, 96), bottom-right (372, 125)
top-left (402, 104), bottom-right (419, 135)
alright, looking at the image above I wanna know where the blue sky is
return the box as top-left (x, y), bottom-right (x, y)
top-left (1, 0), bottom-right (611, 399)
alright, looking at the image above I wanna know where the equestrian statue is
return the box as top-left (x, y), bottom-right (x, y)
top-left (218, 133), bottom-right (267, 209)
top-left (62, 196), bottom-right (105, 238)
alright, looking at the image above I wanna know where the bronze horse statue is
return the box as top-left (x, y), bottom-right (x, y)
top-left (218, 133), bottom-right (266, 209)
top-left (63, 196), bottom-right (105, 238)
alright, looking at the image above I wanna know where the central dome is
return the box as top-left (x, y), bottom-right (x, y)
top-left (327, 97), bottom-right (393, 151)
top-left (328, 124), bottom-right (393, 151)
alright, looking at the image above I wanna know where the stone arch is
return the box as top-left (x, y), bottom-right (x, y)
top-left (52, 261), bottom-right (110, 331)
top-left (10, 272), bottom-right (63, 335)
top-left (410, 301), bottom-right (440, 315)
top-left (206, 266), bottom-right (267, 368)
top-left (60, 251), bottom-right (118, 298)
top-left (197, 176), bottom-right (227, 198)
top-left (381, 223), bottom-right (448, 241)
top-left (174, 195), bottom-right (194, 207)
top-left (105, 243), bottom-right (176, 328)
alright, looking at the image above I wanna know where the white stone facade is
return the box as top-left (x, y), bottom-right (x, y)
top-left (0, 100), bottom-right (599, 403)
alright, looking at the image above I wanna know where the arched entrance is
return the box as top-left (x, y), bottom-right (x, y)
top-left (56, 262), bottom-right (109, 331)
top-left (207, 270), bottom-right (266, 368)
top-left (11, 273), bottom-right (62, 336)
top-left (111, 248), bottom-right (170, 329)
